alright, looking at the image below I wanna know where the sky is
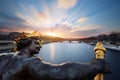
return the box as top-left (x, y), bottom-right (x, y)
top-left (0, 0), bottom-right (120, 38)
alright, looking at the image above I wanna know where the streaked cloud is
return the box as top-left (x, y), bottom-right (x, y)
top-left (0, 11), bottom-right (24, 24)
top-left (16, 3), bottom-right (67, 28)
top-left (58, 0), bottom-right (77, 9)
top-left (76, 17), bottom-right (88, 23)
top-left (70, 24), bottom-right (100, 32)
top-left (0, 27), bottom-right (33, 33)
top-left (0, 0), bottom-right (119, 38)
top-left (16, 5), bottom-right (53, 28)
top-left (0, 28), bottom-right (13, 33)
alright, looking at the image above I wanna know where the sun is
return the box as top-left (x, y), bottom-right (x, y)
top-left (48, 32), bottom-right (56, 37)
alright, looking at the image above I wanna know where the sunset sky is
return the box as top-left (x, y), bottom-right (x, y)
top-left (0, 0), bottom-right (120, 38)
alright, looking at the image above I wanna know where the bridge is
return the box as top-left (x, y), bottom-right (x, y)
top-left (0, 40), bottom-right (107, 80)
top-left (0, 40), bottom-right (14, 44)
top-left (0, 40), bottom-right (15, 53)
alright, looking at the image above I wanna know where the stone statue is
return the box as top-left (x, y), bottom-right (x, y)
top-left (0, 37), bottom-right (111, 80)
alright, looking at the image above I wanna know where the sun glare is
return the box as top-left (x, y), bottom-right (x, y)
top-left (48, 32), bottom-right (56, 37)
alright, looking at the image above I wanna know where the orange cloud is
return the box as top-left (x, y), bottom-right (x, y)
top-left (16, 4), bottom-right (68, 28)
top-left (58, 0), bottom-right (77, 9)
top-left (0, 29), bottom-right (13, 32)
top-left (0, 28), bottom-right (33, 33)
top-left (70, 24), bottom-right (100, 32)
top-left (77, 17), bottom-right (88, 23)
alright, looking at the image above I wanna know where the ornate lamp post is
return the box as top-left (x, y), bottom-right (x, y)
top-left (94, 42), bottom-right (106, 80)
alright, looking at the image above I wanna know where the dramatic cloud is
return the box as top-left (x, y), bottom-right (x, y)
top-left (70, 24), bottom-right (100, 32)
top-left (74, 29), bottom-right (101, 37)
top-left (58, 0), bottom-right (77, 9)
top-left (16, 4), bottom-right (67, 28)
top-left (76, 17), bottom-right (88, 23)
top-left (0, 11), bottom-right (24, 24)
top-left (0, 22), bottom-right (33, 33)
top-left (0, 0), bottom-right (119, 38)
top-left (16, 5), bottom-right (53, 28)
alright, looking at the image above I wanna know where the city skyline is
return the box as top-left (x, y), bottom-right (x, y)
top-left (0, 0), bottom-right (120, 38)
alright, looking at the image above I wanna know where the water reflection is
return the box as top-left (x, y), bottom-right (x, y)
top-left (38, 42), bottom-right (120, 80)
top-left (39, 42), bottom-right (95, 63)
top-left (50, 43), bottom-right (55, 61)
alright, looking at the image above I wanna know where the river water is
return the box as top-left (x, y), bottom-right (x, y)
top-left (38, 42), bottom-right (120, 80)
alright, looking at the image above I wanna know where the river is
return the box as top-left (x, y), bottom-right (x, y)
top-left (37, 42), bottom-right (120, 80)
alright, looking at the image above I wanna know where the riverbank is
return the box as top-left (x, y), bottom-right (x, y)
top-left (89, 42), bottom-right (120, 52)
top-left (0, 40), bottom-right (50, 53)
top-left (0, 44), bottom-right (16, 53)
top-left (104, 45), bottom-right (120, 51)
top-left (1, 41), bottom-right (120, 53)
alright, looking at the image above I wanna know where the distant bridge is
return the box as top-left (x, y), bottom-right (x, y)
top-left (60, 40), bottom-right (81, 43)
top-left (0, 41), bottom-right (15, 52)
top-left (0, 40), bottom-right (14, 45)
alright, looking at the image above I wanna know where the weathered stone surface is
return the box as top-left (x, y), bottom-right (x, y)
top-left (0, 38), bottom-right (111, 80)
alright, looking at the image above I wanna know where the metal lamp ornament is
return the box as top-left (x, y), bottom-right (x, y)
top-left (94, 42), bottom-right (106, 80)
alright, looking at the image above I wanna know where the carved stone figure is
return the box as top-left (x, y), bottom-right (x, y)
top-left (0, 37), bottom-right (111, 80)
